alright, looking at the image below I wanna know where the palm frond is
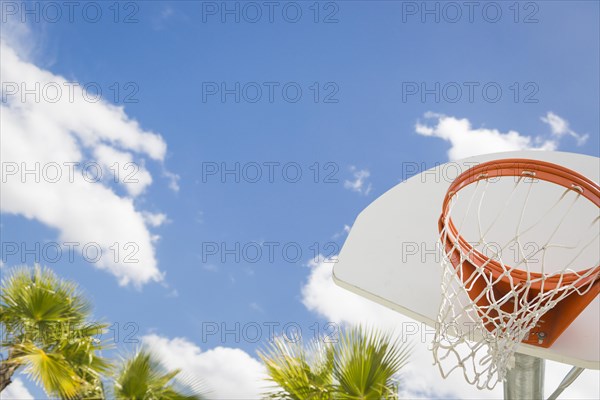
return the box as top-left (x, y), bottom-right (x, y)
top-left (1, 265), bottom-right (91, 342)
top-left (332, 326), bottom-right (411, 400)
top-left (259, 337), bottom-right (334, 400)
top-left (11, 342), bottom-right (83, 399)
top-left (114, 348), bottom-right (206, 400)
top-left (1, 265), bottom-right (111, 399)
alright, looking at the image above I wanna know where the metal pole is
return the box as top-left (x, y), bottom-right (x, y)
top-left (503, 353), bottom-right (545, 400)
top-left (547, 366), bottom-right (585, 400)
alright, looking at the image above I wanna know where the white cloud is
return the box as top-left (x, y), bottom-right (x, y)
top-left (0, 35), bottom-right (171, 286)
top-left (332, 224), bottom-right (351, 239)
top-left (93, 144), bottom-right (153, 197)
top-left (141, 212), bottom-right (170, 228)
top-left (164, 170), bottom-right (181, 192)
top-left (142, 334), bottom-right (267, 399)
top-left (541, 111), bottom-right (588, 145)
top-left (302, 257), bottom-right (600, 399)
top-left (302, 257), bottom-right (395, 328)
top-left (249, 302), bottom-right (265, 313)
top-left (0, 15), bottom-right (42, 63)
top-left (415, 112), bottom-right (557, 161)
top-left (1, 378), bottom-right (34, 400)
top-left (344, 167), bottom-right (372, 195)
top-left (151, 5), bottom-right (177, 31)
top-left (161, 6), bottom-right (175, 19)
top-left (202, 263), bottom-right (219, 272)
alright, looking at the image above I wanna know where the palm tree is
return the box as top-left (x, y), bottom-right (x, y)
top-left (0, 265), bottom-right (110, 398)
top-left (333, 327), bottom-right (410, 399)
top-left (112, 348), bottom-right (206, 399)
top-left (1, 266), bottom-right (207, 399)
top-left (259, 326), bottom-right (411, 399)
top-left (260, 338), bottom-right (334, 399)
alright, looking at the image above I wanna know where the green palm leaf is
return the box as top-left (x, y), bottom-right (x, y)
top-left (333, 327), bottom-right (411, 400)
top-left (11, 342), bottom-right (82, 399)
top-left (1, 265), bottom-right (110, 398)
top-left (114, 348), bottom-right (206, 400)
top-left (260, 326), bottom-right (411, 400)
top-left (259, 337), bottom-right (334, 400)
top-left (1, 265), bottom-right (90, 339)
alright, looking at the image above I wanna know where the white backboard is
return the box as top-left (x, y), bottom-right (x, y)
top-left (333, 151), bottom-right (599, 369)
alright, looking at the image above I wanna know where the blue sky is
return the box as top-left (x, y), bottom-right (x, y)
top-left (1, 1), bottom-right (599, 398)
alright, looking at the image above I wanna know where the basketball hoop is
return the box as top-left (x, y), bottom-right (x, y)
top-left (432, 159), bottom-right (600, 389)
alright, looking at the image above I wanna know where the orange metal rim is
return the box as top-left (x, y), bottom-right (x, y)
top-left (439, 158), bottom-right (600, 289)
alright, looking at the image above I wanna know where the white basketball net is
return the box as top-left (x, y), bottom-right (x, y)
top-left (432, 173), bottom-right (599, 390)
